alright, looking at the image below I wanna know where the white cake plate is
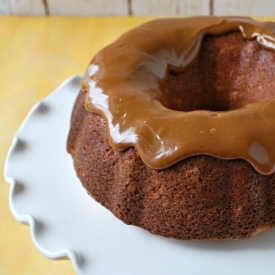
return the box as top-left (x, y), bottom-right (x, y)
top-left (4, 76), bottom-right (275, 275)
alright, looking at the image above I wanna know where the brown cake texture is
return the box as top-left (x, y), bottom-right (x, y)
top-left (67, 25), bottom-right (275, 239)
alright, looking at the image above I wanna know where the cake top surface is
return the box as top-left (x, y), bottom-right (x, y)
top-left (82, 16), bottom-right (275, 175)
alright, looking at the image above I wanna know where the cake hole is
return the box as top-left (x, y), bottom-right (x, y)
top-left (159, 32), bottom-right (275, 112)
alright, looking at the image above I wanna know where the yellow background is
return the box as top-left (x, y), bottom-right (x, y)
top-left (0, 15), bottom-right (273, 274)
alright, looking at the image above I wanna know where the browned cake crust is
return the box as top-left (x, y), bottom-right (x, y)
top-left (67, 32), bottom-right (275, 240)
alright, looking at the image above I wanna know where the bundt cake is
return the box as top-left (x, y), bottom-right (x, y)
top-left (67, 16), bottom-right (275, 240)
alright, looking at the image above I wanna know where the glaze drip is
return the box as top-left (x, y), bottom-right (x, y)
top-left (83, 16), bottom-right (275, 175)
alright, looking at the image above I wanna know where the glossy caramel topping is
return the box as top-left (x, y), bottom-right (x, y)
top-left (83, 16), bottom-right (275, 175)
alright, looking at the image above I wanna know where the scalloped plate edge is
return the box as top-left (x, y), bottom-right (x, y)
top-left (4, 76), bottom-right (82, 274)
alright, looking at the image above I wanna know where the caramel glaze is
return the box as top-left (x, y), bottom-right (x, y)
top-left (82, 16), bottom-right (275, 175)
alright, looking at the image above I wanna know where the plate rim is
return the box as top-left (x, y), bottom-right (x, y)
top-left (4, 75), bottom-right (82, 274)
